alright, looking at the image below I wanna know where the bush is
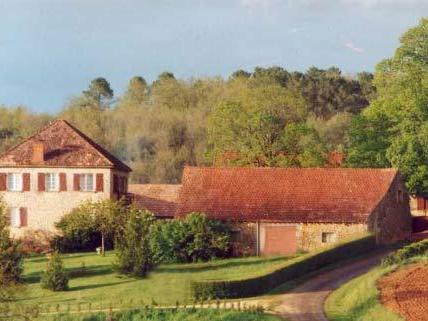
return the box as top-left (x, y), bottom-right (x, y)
top-left (114, 208), bottom-right (156, 277)
top-left (382, 239), bottom-right (428, 266)
top-left (191, 235), bottom-right (377, 299)
top-left (21, 229), bottom-right (54, 254)
top-left (53, 200), bottom-right (125, 253)
top-left (0, 201), bottom-right (23, 287)
top-left (150, 213), bottom-right (232, 263)
top-left (40, 252), bottom-right (69, 291)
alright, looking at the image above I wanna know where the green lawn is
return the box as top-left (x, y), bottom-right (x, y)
top-left (17, 252), bottom-right (296, 308)
top-left (324, 265), bottom-right (403, 321)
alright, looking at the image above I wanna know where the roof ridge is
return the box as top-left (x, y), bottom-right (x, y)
top-left (59, 120), bottom-right (131, 172)
top-left (183, 165), bottom-right (398, 172)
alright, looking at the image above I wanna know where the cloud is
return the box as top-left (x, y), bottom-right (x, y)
top-left (344, 42), bottom-right (365, 53)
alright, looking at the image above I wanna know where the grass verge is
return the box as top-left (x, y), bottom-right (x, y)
top-left (324, 265), bottom-right (403, 321)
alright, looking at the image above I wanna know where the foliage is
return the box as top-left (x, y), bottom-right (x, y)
top-left (51, 308), bottom-right (279, 321)
top-left (0, 200), bottom-right (23, 287)
top-left (347, 18), bottom-right (428, 196)
top-left (114, 208), bottom-right (156, 277)
top-left (150, 213), bottom-right (231, 263)
top-left (0, 66), bottom-right (374, 184)
top-left (191, 235), bottom-right (376, 299)
top-left (40, 253), bottom-right (69, 291)
top-left (53, 200), bottom-right (125, 253)
top-left (382, 239), bottom-right (428, 266)
top-left (325, 266), bottom-right (403, 321)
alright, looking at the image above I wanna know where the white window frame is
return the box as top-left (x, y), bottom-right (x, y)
top-left (10, 207), bottom-right (21, 228)
top-left (7, 173), bottom-right (23, 192)
top-left (79, 174), bottom-right (94, 192)
top-left (45, 173), bottom-right (59, 192)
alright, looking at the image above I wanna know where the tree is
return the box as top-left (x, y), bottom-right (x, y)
top-left (122, 76), bottom-right (148, 105)
top-left (207, 80), bottom-right (320, 166)
top-left (114, 208), bottom-right (155, 277)
top-left (346, 18), bottom-right (428, 196)
top-left (0, 200), bottom-right (23, 288)
top-left (83, 77), bottom-right (114, 106)
top-left (40, 252), bottom-right (69, 291)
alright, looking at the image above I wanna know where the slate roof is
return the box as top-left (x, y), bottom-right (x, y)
top-left (176, 166), bottom-right (399, 223)
top-left (128, 184), bottom-right (181, 218)
top-left (0, 119), bottom-right (131, 172)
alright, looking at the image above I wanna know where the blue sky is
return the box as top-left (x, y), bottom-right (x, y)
top-left (0, 0), bottom-right (426, 113)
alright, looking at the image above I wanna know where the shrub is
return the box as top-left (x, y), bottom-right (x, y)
top-left (0, 200), bottom-right (23, 287)
top-left (21, 229), bottom-right (54, 254)
top-left (114, 208), bottom-right (156, 277)
top-left (191, 235), bottom-right (377, 299)
top-left (40, 252), bottom-right (69, 291)
top-left (150, 213), bottom-right (232, 263)
top-left (382, 239), bottom-right (428, 266)
top-left (53, 200), bottom-right (126, 253)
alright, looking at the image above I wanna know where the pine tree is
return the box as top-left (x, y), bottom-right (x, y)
top-left (40, 252), bottom-right (69, 291)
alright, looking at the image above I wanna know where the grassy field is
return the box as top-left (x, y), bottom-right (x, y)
top-left (324, 265), bottom-right (403, 321)
top-left (17, 252), bottom-right (296, 308)
top-left (49, 309), bottom-right (283, 321)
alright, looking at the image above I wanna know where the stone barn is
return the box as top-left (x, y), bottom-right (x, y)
top-left (176, 167), bottom-right (412, 256)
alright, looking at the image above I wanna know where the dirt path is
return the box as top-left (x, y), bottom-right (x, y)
top-left (272, 252), bottom-right (388, 321)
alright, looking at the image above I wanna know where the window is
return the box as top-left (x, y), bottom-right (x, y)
top-left (10, 207), bottom-right (20, 227)
top-left (45, 173), bottom-right (59, 192)
top-left (322, 232), bottom-right (337, 244)
top-left (7, 173), bottom-right (23, 191)
top-left (79, 174), bottom-right (94, 192)
top-left (396, 190), bottom-right (404, 203)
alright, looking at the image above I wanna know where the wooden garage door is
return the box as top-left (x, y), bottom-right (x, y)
top-left (262, 225), bottom-right (297, 256)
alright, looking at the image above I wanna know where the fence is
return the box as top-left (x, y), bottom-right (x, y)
top-left (0, 298), bottom-right (266, 320)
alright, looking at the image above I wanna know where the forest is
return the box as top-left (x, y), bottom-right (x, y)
top-left (1, 18), bottom-right (428, 197)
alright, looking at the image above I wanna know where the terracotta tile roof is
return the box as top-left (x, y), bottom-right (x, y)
top-left (176, 166), bottom-right (399, 223)
top-left (0, 119), bottom-right (131, 172)
top-left (128, 184), bottom-right (181, 218)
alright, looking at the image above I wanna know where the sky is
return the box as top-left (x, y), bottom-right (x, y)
top-left (0, 0), bottom-right (427, 113)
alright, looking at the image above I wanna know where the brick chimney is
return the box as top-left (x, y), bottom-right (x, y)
top-left (32, 142), bottom-right (45, 164)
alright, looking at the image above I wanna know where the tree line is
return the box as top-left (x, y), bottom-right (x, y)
top-left (2, 18), bottom-right (428, 197)
top-left (0, 66), bottom-right (374, 183)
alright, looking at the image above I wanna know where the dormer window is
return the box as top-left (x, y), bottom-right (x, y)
top-left (45, 173), bottom-right (59, 192)
top-left (79, 174), bottom-right (94, 192)
top-left (7, 173), bottom-right (23, 192)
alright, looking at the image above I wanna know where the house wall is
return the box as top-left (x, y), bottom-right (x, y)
top-left (0, 167), bottom-right (126, 237)
top-left (369, 175), bottom-right (412, 244)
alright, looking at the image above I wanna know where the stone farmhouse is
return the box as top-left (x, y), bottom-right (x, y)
top-left (175, 167), bottom-right (412, 255)
top-left (0, 119), bottom-right (131, 237)
top-left (0, 120), bottom-right (414, 255)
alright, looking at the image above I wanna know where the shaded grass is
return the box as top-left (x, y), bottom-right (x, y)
top-left (48, 309), bottom-right (283, 321)
top-left (324, 265), bottom-right (403, 321)
top-left (16, 252), bottom-right (296, 308)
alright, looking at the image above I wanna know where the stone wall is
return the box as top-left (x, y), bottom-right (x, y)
top-left (370, 175), bottom-right (412, 244)
top-left (0, 167), bottom-right (128, 237)
top-left (231, 221), bottom-right (368, 255)
top-left (298, 223), bottom-right (367, 251)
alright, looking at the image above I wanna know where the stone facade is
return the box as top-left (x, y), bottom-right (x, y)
top-left (368, 174), bottom-right (412, 244)
top-left (1, 167), bottom-right (129, 237)
top-left (232, 222), bottom-right (369, 255)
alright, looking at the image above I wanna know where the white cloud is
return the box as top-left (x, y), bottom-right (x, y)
top-left (344, 42), bottom-right (365, 53)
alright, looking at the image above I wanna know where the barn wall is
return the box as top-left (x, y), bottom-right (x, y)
top-left (299, 223), bottom-right (368, 251)
top-left (370, 175), bottom-right (412, 244)
top-left (230, 221), bottom-right (369, 256)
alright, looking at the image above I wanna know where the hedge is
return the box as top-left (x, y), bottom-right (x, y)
top-left (191, 235), bottom-right (377, 299)
top-left (382, 239), bottom-right (428, 266)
